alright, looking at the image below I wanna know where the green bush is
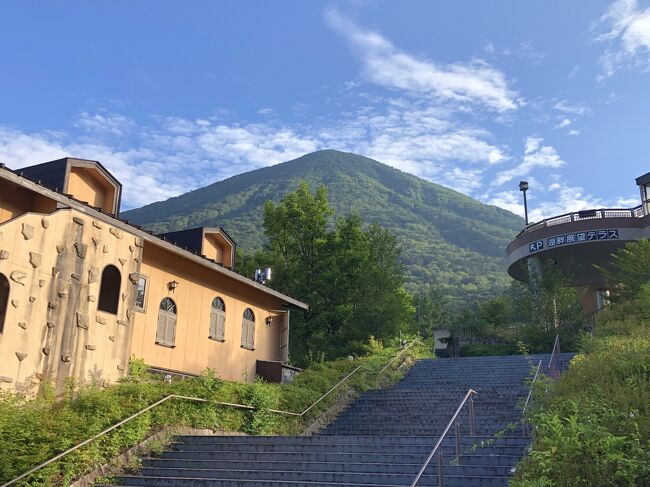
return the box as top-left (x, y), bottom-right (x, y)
top-left (459, 343), bottom-right (517, 356)
top-left (512, 332), bottom-right (650, 486)
top-left (242, 379), bottom-right (280, 435)
top-left (0, 339), bottom-right (430, 486)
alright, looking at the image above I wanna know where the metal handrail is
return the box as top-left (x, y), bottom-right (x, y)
top-left (548, 334), bottom-right (561, 380)
top-left (1, 340), bottom-right (421, 487)
top-left (521, 360), bottom-right (542, 418)
top-left (409, 388), bottom-right (477, 487)
top-left (272, 339), bottom-right (420, 417)
top-left (516, 204), bottom-right (644, 238)
top-left (0, 394), bottom-right (216, 487)
top-left (521, 360), bottom-right (542, 437)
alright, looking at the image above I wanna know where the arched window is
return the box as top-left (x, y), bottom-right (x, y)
top-left (0, 273), bottom-right (8, 334)
top-left (209, 297), bottom-right (226, 341)
top-left (156, 297), bottom-right (177, 347)
top-left (241, 308), bottom-right (255, 350)
top-left (97, 265), bottom-right (121, 314)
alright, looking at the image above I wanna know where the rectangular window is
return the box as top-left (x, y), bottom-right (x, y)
top-left (135, 276), bottom-right (148, 312)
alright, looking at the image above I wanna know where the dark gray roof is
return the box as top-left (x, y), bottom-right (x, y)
top-left (636, 171), bottom-right (650, 187)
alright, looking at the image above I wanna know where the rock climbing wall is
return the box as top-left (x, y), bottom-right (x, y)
top-left (0, 208), bottom-right (142, 394)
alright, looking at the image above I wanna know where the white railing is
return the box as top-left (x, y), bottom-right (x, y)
top-left (1, 340), bottom-right (420, 487)
top-left (517, 205), bottom-right (644, 237)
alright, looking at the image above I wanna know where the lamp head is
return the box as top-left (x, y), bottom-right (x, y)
top-left (519, 180), bottom-right (529, 192)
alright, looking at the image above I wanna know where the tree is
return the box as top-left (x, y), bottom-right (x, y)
top-left (477, 296), bottom-right (509, 328)
top-left (413, 285), bottom-right (453, 339)
top-left (262, 183), bottom-right (413, 364)
top-left (512, 261), bottom-right (584, 351)
top-left (600, 239), bottom-right (650, 301)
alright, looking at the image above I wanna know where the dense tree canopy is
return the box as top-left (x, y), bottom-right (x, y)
top-left (259, 182), bottom-right (413, 365)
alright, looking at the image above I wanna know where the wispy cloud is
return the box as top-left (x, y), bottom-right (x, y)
top-left (325, 8), bottom-right (521, 112)
top-left (595, 0), bottom-right (650, 76)
top-left (554, 118), bottom-right (572, 129)
top-left (492, 137), bottom-right (565, 187)
top-left (553, 99), bottom-right (589, 116)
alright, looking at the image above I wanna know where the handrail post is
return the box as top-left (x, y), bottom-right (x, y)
top-left (454, 422), bottom-right (461, 463)
top-left (3, 340), bottom-right (423, 487)
top-left (437, 451), bottom-right (444, 487)
top-left (469, 396), bottom-right (475, 436)
top-left (409, 389), bottom-right (476, 487)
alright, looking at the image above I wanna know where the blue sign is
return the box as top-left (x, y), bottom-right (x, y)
top-left (529, 228), bottom-right (619, 254)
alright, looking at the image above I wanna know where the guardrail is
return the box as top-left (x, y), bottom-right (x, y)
top-left (521, 360), bottom-right (542, 437)
top-left (409, 388), bottom-right (478, 487)
top-left (520, 335), bottom-right (562, 438)
top-left (1, 340), bottom-right (420, 487)
top-left (516, 205), bottom-right (644, 238)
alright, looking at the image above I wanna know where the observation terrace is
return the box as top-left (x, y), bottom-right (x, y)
top-left (506, 205), bottom-right (648, 287)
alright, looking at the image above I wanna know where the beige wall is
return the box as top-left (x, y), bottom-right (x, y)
top-left (67, 167), bottom-right (117, 215)
top-left (202, 233), bottom-right (234, 268)
top-left (0, 208), bottom-right (141, 393)
top-left (0, 180), bottom-right (57, 224)
top-left (131, 243), bottom-right (286, 382)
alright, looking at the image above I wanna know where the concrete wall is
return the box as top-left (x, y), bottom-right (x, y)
top-left (131, 243), bottom-right (286, 382)
top-left (0, 208), bottom-right (141, 393)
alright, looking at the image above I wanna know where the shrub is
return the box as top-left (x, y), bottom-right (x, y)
top-left (459, 343), bottom-right (517, 356)
top-left (242, 379), bottom-right (280, 435)
top-left (513, 332), bottom-right (650, 486)
top-left (0, 339), bottom-right (429, 485)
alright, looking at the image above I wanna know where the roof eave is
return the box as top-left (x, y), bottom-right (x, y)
top-left (0, 166), bottom-right (309, 311)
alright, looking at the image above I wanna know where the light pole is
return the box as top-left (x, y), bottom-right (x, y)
top-left (519, 180), bottom-right (529, 225)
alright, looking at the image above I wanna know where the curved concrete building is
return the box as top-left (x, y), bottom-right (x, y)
top-left (506, 172), bottom-right (650, 315)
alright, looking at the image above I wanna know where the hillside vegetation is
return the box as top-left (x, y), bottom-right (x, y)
top-left (513, 240), bottom-right (650, 487)
top-left (122, 150), bottom-right (523, 297)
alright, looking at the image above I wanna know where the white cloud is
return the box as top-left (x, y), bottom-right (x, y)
top-left (553, 99), bottom-right (589, 116)
top-left (615, 195), bottom-right (641, 206)
top-left (493, 137), bottom-right (565, 186)
top-left (75, 112), bottom-right (135, 136)
top-left (257, 107), bottom-right (273, 115)
top-left (0, 121), bottom-right (322, 208)
top-left (554, 118), bottom-right (572, 129)
top-left (595, 0), bottom-right (650, 76)
top-left (0, 97), bottom-right (511, 209)
top-left (527, 183), bottom-right (603, 222)
top-left (487, 190), bottom-right (525, 216)
top-left (324, 8), bottom-right (521, 112)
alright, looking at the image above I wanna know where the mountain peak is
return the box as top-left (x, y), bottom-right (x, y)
top-left (122, 150), bottom-right (523, 296)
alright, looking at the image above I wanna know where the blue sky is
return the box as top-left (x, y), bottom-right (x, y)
top-left (1, 1), bottom-right (649, 220)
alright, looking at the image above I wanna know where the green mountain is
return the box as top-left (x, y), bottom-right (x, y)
top-left (122, 150), bottom-right (523, 297)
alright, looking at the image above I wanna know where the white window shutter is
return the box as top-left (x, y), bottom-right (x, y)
top-left (209, 311), bottom-right (218, 339)
top-left (216, 312), bottom-right (226, 341)
top-left (156, 313), bottom-right (166, 344)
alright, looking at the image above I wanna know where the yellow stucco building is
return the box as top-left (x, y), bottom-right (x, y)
top-left (0, 157), bottom-right (307, 394)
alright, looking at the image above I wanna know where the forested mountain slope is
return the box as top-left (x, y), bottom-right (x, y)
top-left (122, 150), bottom-right (523, 296)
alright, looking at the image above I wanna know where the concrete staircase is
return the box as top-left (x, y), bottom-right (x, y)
top-left (102, 353), bottom-right (573, 486)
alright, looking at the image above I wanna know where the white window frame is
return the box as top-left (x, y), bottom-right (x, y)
top-left (135, 275), bottom-right (149, 313)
